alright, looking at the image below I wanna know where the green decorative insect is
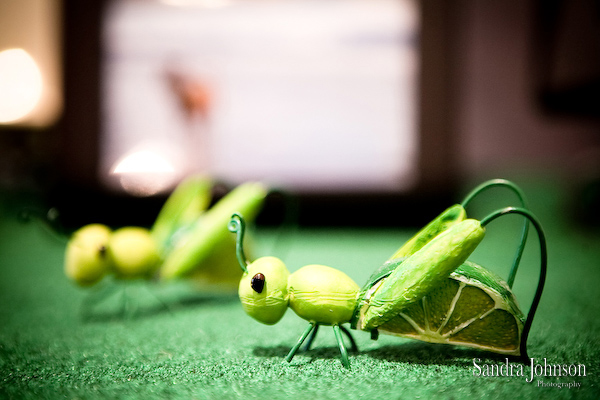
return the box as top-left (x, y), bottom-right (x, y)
top-left (64, 177), bottom-right (268, 293)
top-left (228, 179), bottom-right (547, 368)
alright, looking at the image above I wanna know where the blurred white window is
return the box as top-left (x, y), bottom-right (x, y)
top-left (102, 0), bottom-right (419, 195)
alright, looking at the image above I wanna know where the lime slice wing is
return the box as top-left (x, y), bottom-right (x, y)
top-left (355, 261), bottom-right (525, 356)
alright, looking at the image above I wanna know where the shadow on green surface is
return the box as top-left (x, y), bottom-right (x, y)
top-left (365, 341), bottom-right (519, 366)
top-left (253, 345), bottom-right (360, 367)
top-left (79, 285), bottom-right (239, 324)
top-left (253, 345), bottom-right (360, 358)
top-left (252, 340), bottom-right (521, 367)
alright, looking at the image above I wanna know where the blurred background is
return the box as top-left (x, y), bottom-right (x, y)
top-left (1, 0), bottom-right (599, 229)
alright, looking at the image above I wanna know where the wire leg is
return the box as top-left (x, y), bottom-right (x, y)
top-left (339, 325), bottom-right (358, 352)
top-left (120, 285), bottom-right (130, 318)
top-left (285, 323), bottom-right (316, 363)
top-left (143, 284), bottom-right (174, 314)
top-left (80, 280), bottom-right (120, 320)
top-left (121, 284), bottom-right (141, 320)
top-left (333, 325), bottom-right (350, 368)
top-left (302, 323), bottom-right (320, 351)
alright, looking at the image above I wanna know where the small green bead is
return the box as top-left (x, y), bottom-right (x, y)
top-left (288, 265), bottom-right (360, 325)
top-left (238, 256), bottom-right (290, 325)
top-left (109, 227), bottom-right (160, 279)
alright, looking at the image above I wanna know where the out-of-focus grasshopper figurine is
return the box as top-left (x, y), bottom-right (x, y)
top-left (228, 179), bottom-right (547, 368)
top-left (64, 177), bottom-right (267, 293)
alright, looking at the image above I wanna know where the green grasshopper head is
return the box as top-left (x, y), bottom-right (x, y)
top-left (229, 213), bottom-right (291, 325)
top-left (64, 224), bottom-right (113, 286)
top-left (238, 256), bottom-right (290, 325)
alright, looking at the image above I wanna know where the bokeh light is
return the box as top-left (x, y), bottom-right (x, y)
top-left (111, 149), bottom-right (178, 196)
top-left (0, 48), bottom-right (43, 124)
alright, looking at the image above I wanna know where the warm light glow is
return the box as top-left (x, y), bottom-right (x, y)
top-left (112, 150), bottom-right (176, 174)
top-left (0, 48), bottom-right (43, 123)
top-left (111, 150), bottom-right (178, 196)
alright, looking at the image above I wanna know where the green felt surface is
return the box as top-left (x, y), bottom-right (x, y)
top-left (1, 176), bottom-right (599, 399)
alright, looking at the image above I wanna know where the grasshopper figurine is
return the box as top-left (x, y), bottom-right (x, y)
top-left (65, 177), bottom-right (268, 289)
top-left (228, 179), bottom-right (547, 368)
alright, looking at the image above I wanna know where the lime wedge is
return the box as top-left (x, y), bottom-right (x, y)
top-left (353, 261), bottom-right (525, 355)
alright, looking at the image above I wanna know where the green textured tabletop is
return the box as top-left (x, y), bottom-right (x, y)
top-left (1, 176), bottom-right (598, 399)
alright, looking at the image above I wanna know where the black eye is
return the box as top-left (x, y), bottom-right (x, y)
top-left (251, 273), bottom-right (265, 293)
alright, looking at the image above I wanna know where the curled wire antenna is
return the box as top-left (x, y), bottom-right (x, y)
top-left (461, 178), bottom-right (529, 288)
top-left (228, 213), bottom-right (249, 273)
